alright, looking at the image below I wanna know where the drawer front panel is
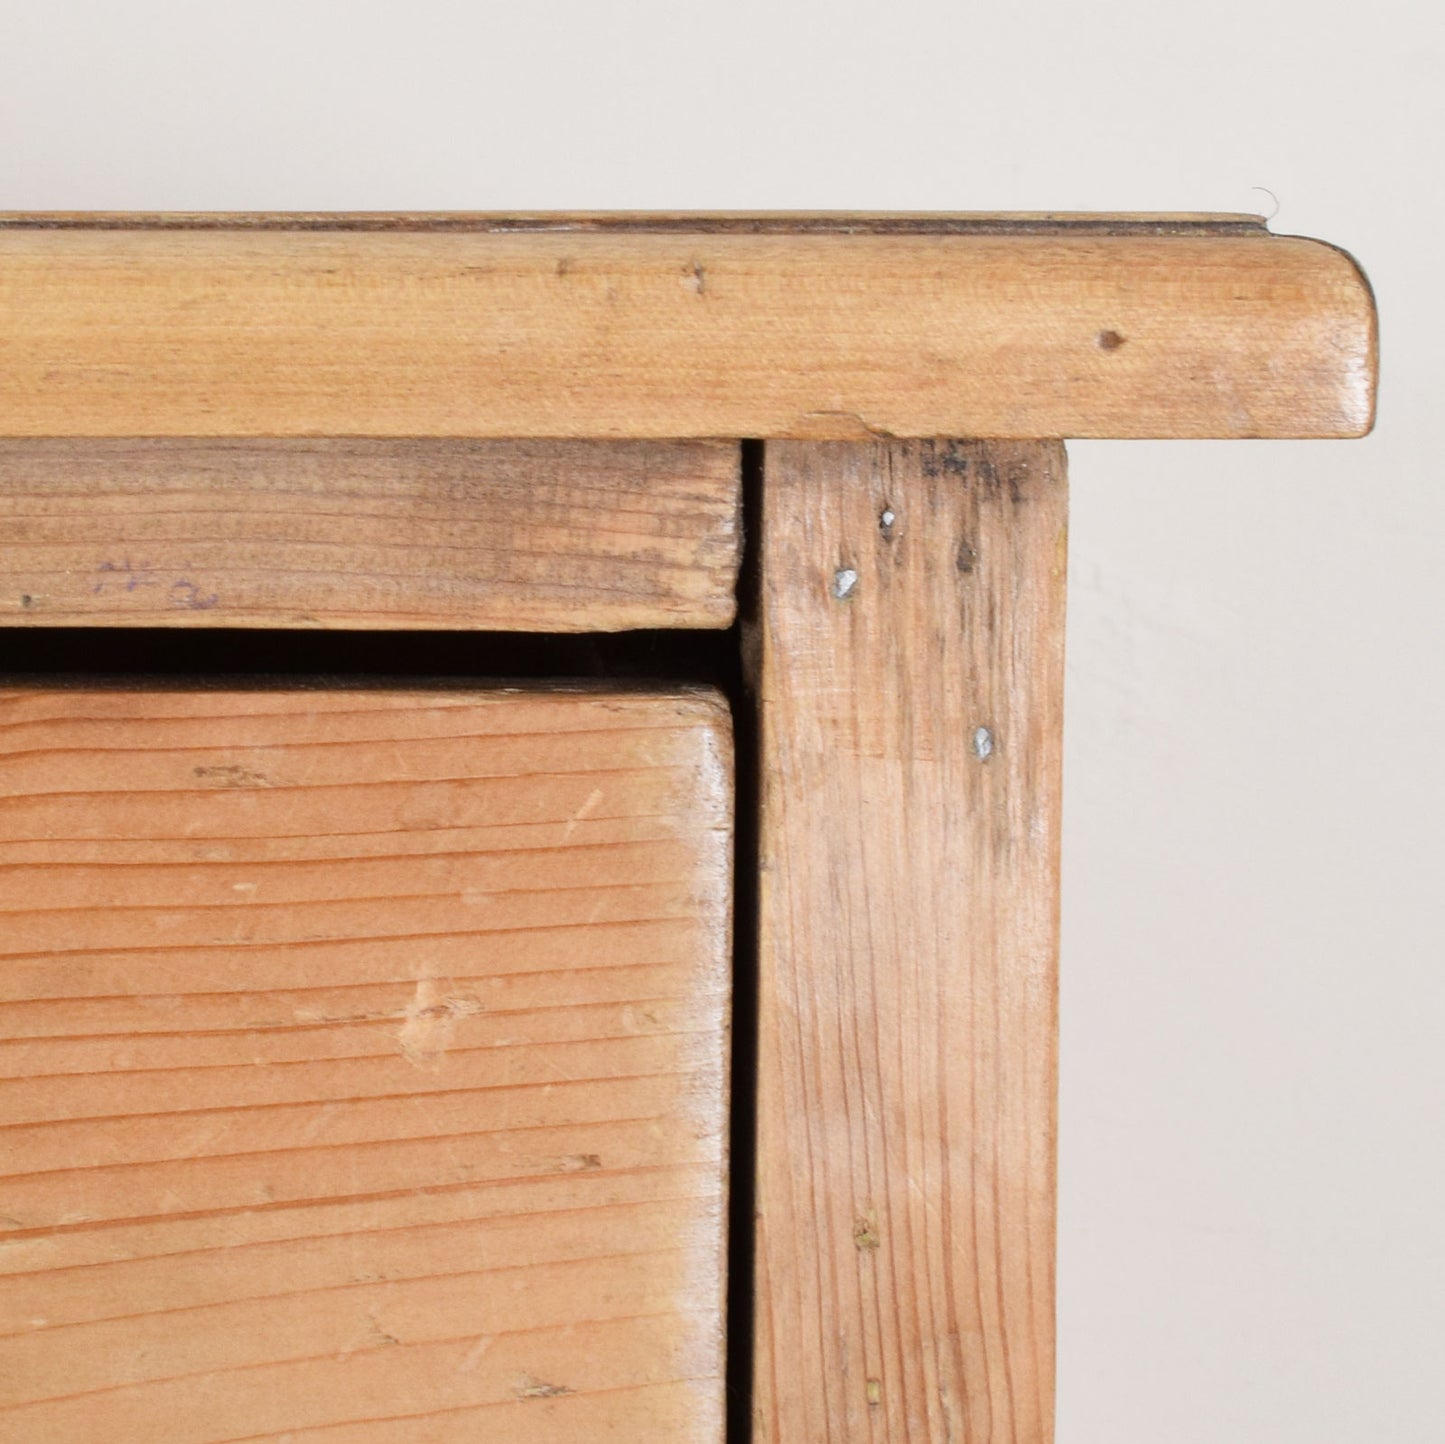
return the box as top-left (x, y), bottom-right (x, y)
top-left (0, 686), bottom-right (731, 1443)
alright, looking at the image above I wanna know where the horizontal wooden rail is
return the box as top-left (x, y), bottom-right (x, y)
top-left (0, 439), bottom-right (740, 630)
top-left (0, 216), bottom-right (1375, 440)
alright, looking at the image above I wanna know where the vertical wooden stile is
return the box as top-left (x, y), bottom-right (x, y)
top-left (753, 440), bottom-right (1068, 1442)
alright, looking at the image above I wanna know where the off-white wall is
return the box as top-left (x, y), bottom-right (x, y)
top-left (3, 4), bottom-right (1440, 1438)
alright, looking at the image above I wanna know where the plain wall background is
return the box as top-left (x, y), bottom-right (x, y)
top-left (2, 4), bottom-right (1440, 1438)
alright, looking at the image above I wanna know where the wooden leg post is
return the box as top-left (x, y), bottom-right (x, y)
top-left (753, 440), bottom-right (1068, 1442)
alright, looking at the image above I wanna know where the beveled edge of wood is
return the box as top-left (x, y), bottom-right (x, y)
top-left (1301, 232), bottom-right (1378, 437)
top-left (0, 214), bottom-right (1377, 440)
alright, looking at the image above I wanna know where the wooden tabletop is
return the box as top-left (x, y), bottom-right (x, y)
top-left (0, 213), bottom-right (1375, 441)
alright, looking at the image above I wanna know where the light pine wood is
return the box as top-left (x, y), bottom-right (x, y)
top-left (0, 687), bottom-right (732, 1443)
top-left (753, 440), bottom-right (1067, 1442)
top-left (0, 439), bottom-right (740, 630)
top-left (0, 221), bottom-right (1374, 439)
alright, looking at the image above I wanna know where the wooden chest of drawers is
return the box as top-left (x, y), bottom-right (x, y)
top-left (0, 212), bottom-right (1375, 1442)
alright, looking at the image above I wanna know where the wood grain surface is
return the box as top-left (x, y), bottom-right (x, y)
top-left (0, 687), bottom-right (732, 1443)
top-left (0, 224), bottom-right (1374, 439)
top-left (0, 439), bottom-right (740, 630)
top-left (752, 441), bottom-right (1067, 1442)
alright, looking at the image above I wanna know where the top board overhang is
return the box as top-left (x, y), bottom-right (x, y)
top-left (0, 213), bottom-right (1376, 441)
